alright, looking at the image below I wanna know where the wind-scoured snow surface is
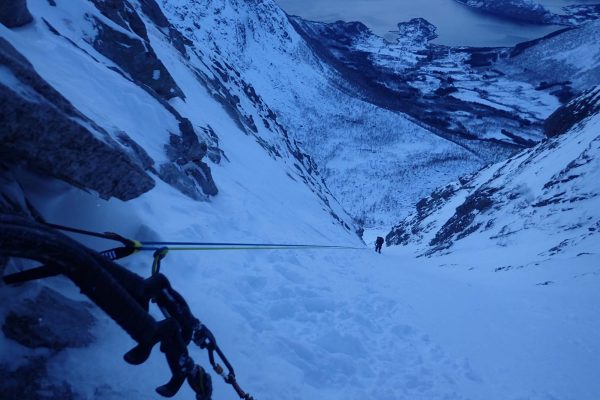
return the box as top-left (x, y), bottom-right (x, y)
top-left (1, 2), bottom-right (600, 400)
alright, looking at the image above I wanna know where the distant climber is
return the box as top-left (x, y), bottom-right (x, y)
top-left (375, 236), bottom-right (384, 253)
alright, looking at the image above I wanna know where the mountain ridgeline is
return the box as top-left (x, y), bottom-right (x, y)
top-left (386, 86), bottom-right (600, 260)
top-left (1, 0), bottom-right (599, 231)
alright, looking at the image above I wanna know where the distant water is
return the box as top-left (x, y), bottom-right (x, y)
top-left (276, 0), bottom-right (597, 47)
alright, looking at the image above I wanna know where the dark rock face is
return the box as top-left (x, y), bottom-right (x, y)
top-left (160, 119), bottom-right (219, 198)
top-left (386, 182), bottom-right (462, 246)
top-left (167, 120), bottom-right (209, 165)
top-left (0, 358), bottom-right (79, 400)
top-left (0, 0), bottom-right (33, 28)
top-left (138, 0), bottom-right (189, 55)
top-left (188, 162), bottom-right (218, 196)
top-left (0, 38), bottom-right (155, 201)
top-left (2, 287), bottom-right (96, 350)
top-left (1, 0), bottom-right (219, 203)
top-left (158, 159), bottom-right (217, 200)
top-left (84, 0), bottom-right (218, 199)
top-left (89, 0), bottom-right (184, 101)
top-left (544, 86), bottom-right (600, 137)
top-left (429, 187), bottom-right (499, 248)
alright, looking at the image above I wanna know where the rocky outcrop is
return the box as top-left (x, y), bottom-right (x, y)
top-left (138, 0), bottom-right (189, 55)
top-left (0, 358), bottom-right (79, 400)
top-left (0, 38), bottom-right (155, 201)
top-left (1, 0), bottom-right (219, 203)
top-left (429, 186), bottom-right (499, 248)
top-left (0, 0), bottom-right (33, 28)
top-left (0, 285), bottom-right (89, 399)
top-left (89, 0), bottom-right (184, 101)
top-left (85, 0), bottom-right (219, 199)
top-left (544, 86), bottom-right (600, 137)
top-left (160, 119), bottom-right (219, 199)
top-left (2, 287), bottom-right (96, 350)
top-left (386, 181), bottom-right (464, 246)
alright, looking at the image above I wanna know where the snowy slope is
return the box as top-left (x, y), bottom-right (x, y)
top-left (387, 86), bottom-right (600, 264)
top-left (3, 111), bottom-right (599, 400)
top-left (7, 168), bottom-right (600, 400)
top-left (155, 0), bottom-right (487, 228)
top-left (0, 0), bottom-right (354, 231)
top-left (498, 19), bottom-right (600, 93)
top-left (1, 2), bottom-right (599, 400)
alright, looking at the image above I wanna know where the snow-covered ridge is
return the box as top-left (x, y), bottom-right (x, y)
top-left (545, 85), bottom-right (600, 136)
top-left (453, 0), bottom-right (600, 26)
top-left (497, 19), bottom-right (600, 93)
top-left (454, 0), bottom-right (560, 24)
top-left (387, 86), bottom-right (600, 263)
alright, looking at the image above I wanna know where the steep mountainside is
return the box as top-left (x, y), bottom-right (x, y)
top-left (454, 0), bottom-right (561, 24)
top-left (0, 0), bottom-right (354, 231)
top-left (497, 19), bottom-right (600, 93)
top-left (2, 1), bottom-right (598, 230)
top-left (1, 2), bottom-right (599, 400)
top-left (387, 86), bottom-right (600, 263)
top-left (156, 0), bottom-right (487, 227)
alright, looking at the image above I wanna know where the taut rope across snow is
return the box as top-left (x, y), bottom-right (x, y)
top-left (40, 221), bottom-right (367, 260)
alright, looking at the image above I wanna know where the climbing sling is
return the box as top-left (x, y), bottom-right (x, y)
top-left (0, 215), bottom-right (254, 400)
top-left (2, 217), bottom-right (365, 398)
